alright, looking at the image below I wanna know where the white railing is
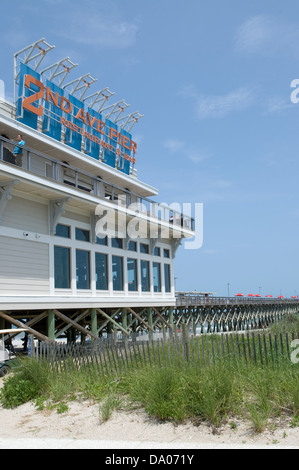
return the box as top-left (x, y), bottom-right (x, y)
top-left (0, 135), bottom-right (195, 231)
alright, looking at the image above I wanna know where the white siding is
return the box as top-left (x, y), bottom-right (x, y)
top-left (1, 196), bottom-right (48, 234)
top-left (64, 210), bottom-right (90, 224)
top-left (0, 235), bottom-right (50, 295)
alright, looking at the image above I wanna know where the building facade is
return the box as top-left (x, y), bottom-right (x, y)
top-left (0, 40), bottom-right (195, 341)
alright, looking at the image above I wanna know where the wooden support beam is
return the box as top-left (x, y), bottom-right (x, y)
top-left (127, 307), bottom-right (154, 332)
top-left (152, 307), bottom-right (173, 330)
top-left (3, 310), bottom-right (48, 340)
top-left (135, 308), bottom-right (148, 331)
top-left (53, 309), bottom-right (98, 340)
top-left (0, 311), bottom-right (54, 343)
top-left (25, 310), bottom-right (49, 327)
top-left (54, 309), bottom-right (90, 339)
top-left (96, 308), bottom-right (121, 333)
top-left (96, 308), bottom-right (129, 335)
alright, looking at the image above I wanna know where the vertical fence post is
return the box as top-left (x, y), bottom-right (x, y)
top-left (147, 308), bottom-right (153, 341)
top-left (182, 323), bottom-right (189, 362)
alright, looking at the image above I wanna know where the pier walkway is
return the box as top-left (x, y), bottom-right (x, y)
top-left (174, 292), bottom-right (299, 333)
top-left (1, 292), bottom-right (298, 343)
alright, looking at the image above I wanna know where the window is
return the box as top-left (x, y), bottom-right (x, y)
top-left (75, 228), bottom-right (90, 242)
top-left (54, 246), bottom-right (70, 288)
top-left (112, 255), bottom-right (123, 291)
top-left (127, 258), bottom-right (138, 291)
top-left (164, 264), bottom-right (171, 292)
top-left (112, 237), bottom-right (123, 249)
top-left (154, 247), bottom-right (160, 256)
top-left (76, 249), bottom-right (90, 289)
top-left (163, 248), bottom-right (170, 258)
top-left (141, 260), bottom-right (150, 292)
top-left (140, 243), bottom-right (149, 254)
top-left (45, 162), bottom-right (53, 178)
top-left (96, 236), bottom-right (108, 246)
top-left (153, 262), bottom-right (161, 292)
top-left (95, 253), bottom-right (108, 290)
top-left (128, 241), bottom-right (137, 251)
top-left (55, 224), bottom-right (70, 238)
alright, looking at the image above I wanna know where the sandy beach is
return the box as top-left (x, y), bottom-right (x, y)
top-left (1, 376), bottom-right (299, 449)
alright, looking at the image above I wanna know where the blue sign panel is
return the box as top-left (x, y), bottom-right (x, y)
top-left (16, 63), bottom-right (40, 129)
top-left (64, 94), bottom-right (84, 152)
top-left (15, 64), bottom-right (137, 174)
top-left (118, 128), bottom-right (131, 175)
top-left (42, 80), bottom-right (64, 141)
top-left (103, 118), bottom-right (116, 169)
top-left (84, 107), bottom-right (102, 161)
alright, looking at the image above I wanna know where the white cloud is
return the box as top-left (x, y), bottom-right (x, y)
top-left (203, 249), bottom-right (217, 255)
top-left (58, 5), bottom-right (140, 49)
top-left (264, 96), bottom-right (293, 114)
top-left (235, 15), bottom-right (271, 54)
top-left (235, 15), bottom-right (299, 56)
top-left (212, 179), bottom-right (232, 188)
top-left (194, 87), bottom-right (254, 119)
top-left (163, 138), bottom-right (211, 165)
top-left (163, 139), bottom-right (184, 153)
top-left (186, 149), bottom-right (211, 164)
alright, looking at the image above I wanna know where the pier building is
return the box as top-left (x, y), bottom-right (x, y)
top-left (0, 39), bottom-right (195, 342)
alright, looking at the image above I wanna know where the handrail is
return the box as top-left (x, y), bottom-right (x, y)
top-left (0, 135), bottom-right (195, 230)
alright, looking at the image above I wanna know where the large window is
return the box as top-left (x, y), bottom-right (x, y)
top-left (54, 246), bottom-right (70, 288)
top-left (76, 249), bottom-right (90, 289)
top-left (141, 260), bottom-right (150, 292)
top-left (96, 236), bottom-right (108, 246)
top-left (112, 238), bottom-right (123, 249)
top-left (164, 264), bottom-right (171, 293)
top-left (140, 243), bottom-right (149, 254)
top-left (154, 247), bottom-right (160, 256)
top-left (55, 224), bottom-right (70, 238)
top-left (153, 262), bottom-right (161, 292)
top-left (127, 258), bottom-right (138, 291)
top-left (112, 255), bottom-right (123, 291)
top-left (75, 228), bottom-right (90, 242)
top-left (128, 241), bottom-right (137, 251)
top-left (95, 253), bottom-right (108, 290)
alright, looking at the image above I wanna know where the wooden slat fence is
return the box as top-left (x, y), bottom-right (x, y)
top-left (34, 328), bottom-right (299, 374)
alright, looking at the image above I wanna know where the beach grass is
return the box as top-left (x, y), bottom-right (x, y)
top-left (1, 349), bottom-right (299, 433)
top-left (2, 316), bottom-right (299, 431)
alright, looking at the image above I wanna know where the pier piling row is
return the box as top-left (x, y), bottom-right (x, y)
top-left (0, 296), bottom-right (298, 343)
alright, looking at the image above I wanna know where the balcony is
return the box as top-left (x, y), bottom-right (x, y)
top-left (0, 135), bottom-right (195, 234)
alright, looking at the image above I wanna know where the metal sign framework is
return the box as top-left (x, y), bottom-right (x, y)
top-left (13, 38), bottom-right (143, 133)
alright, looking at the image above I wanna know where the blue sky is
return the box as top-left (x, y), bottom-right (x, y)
top-left (1, 0), bottom-right (299, 297)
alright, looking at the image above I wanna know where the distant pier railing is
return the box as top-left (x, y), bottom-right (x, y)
top-left (175, 292), bottom-right (299, 308)
top-left (173, 292), bottom-right (299, 334)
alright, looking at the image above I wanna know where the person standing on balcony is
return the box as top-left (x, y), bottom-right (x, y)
top-left (13, 134), bottom-right (25, 167)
